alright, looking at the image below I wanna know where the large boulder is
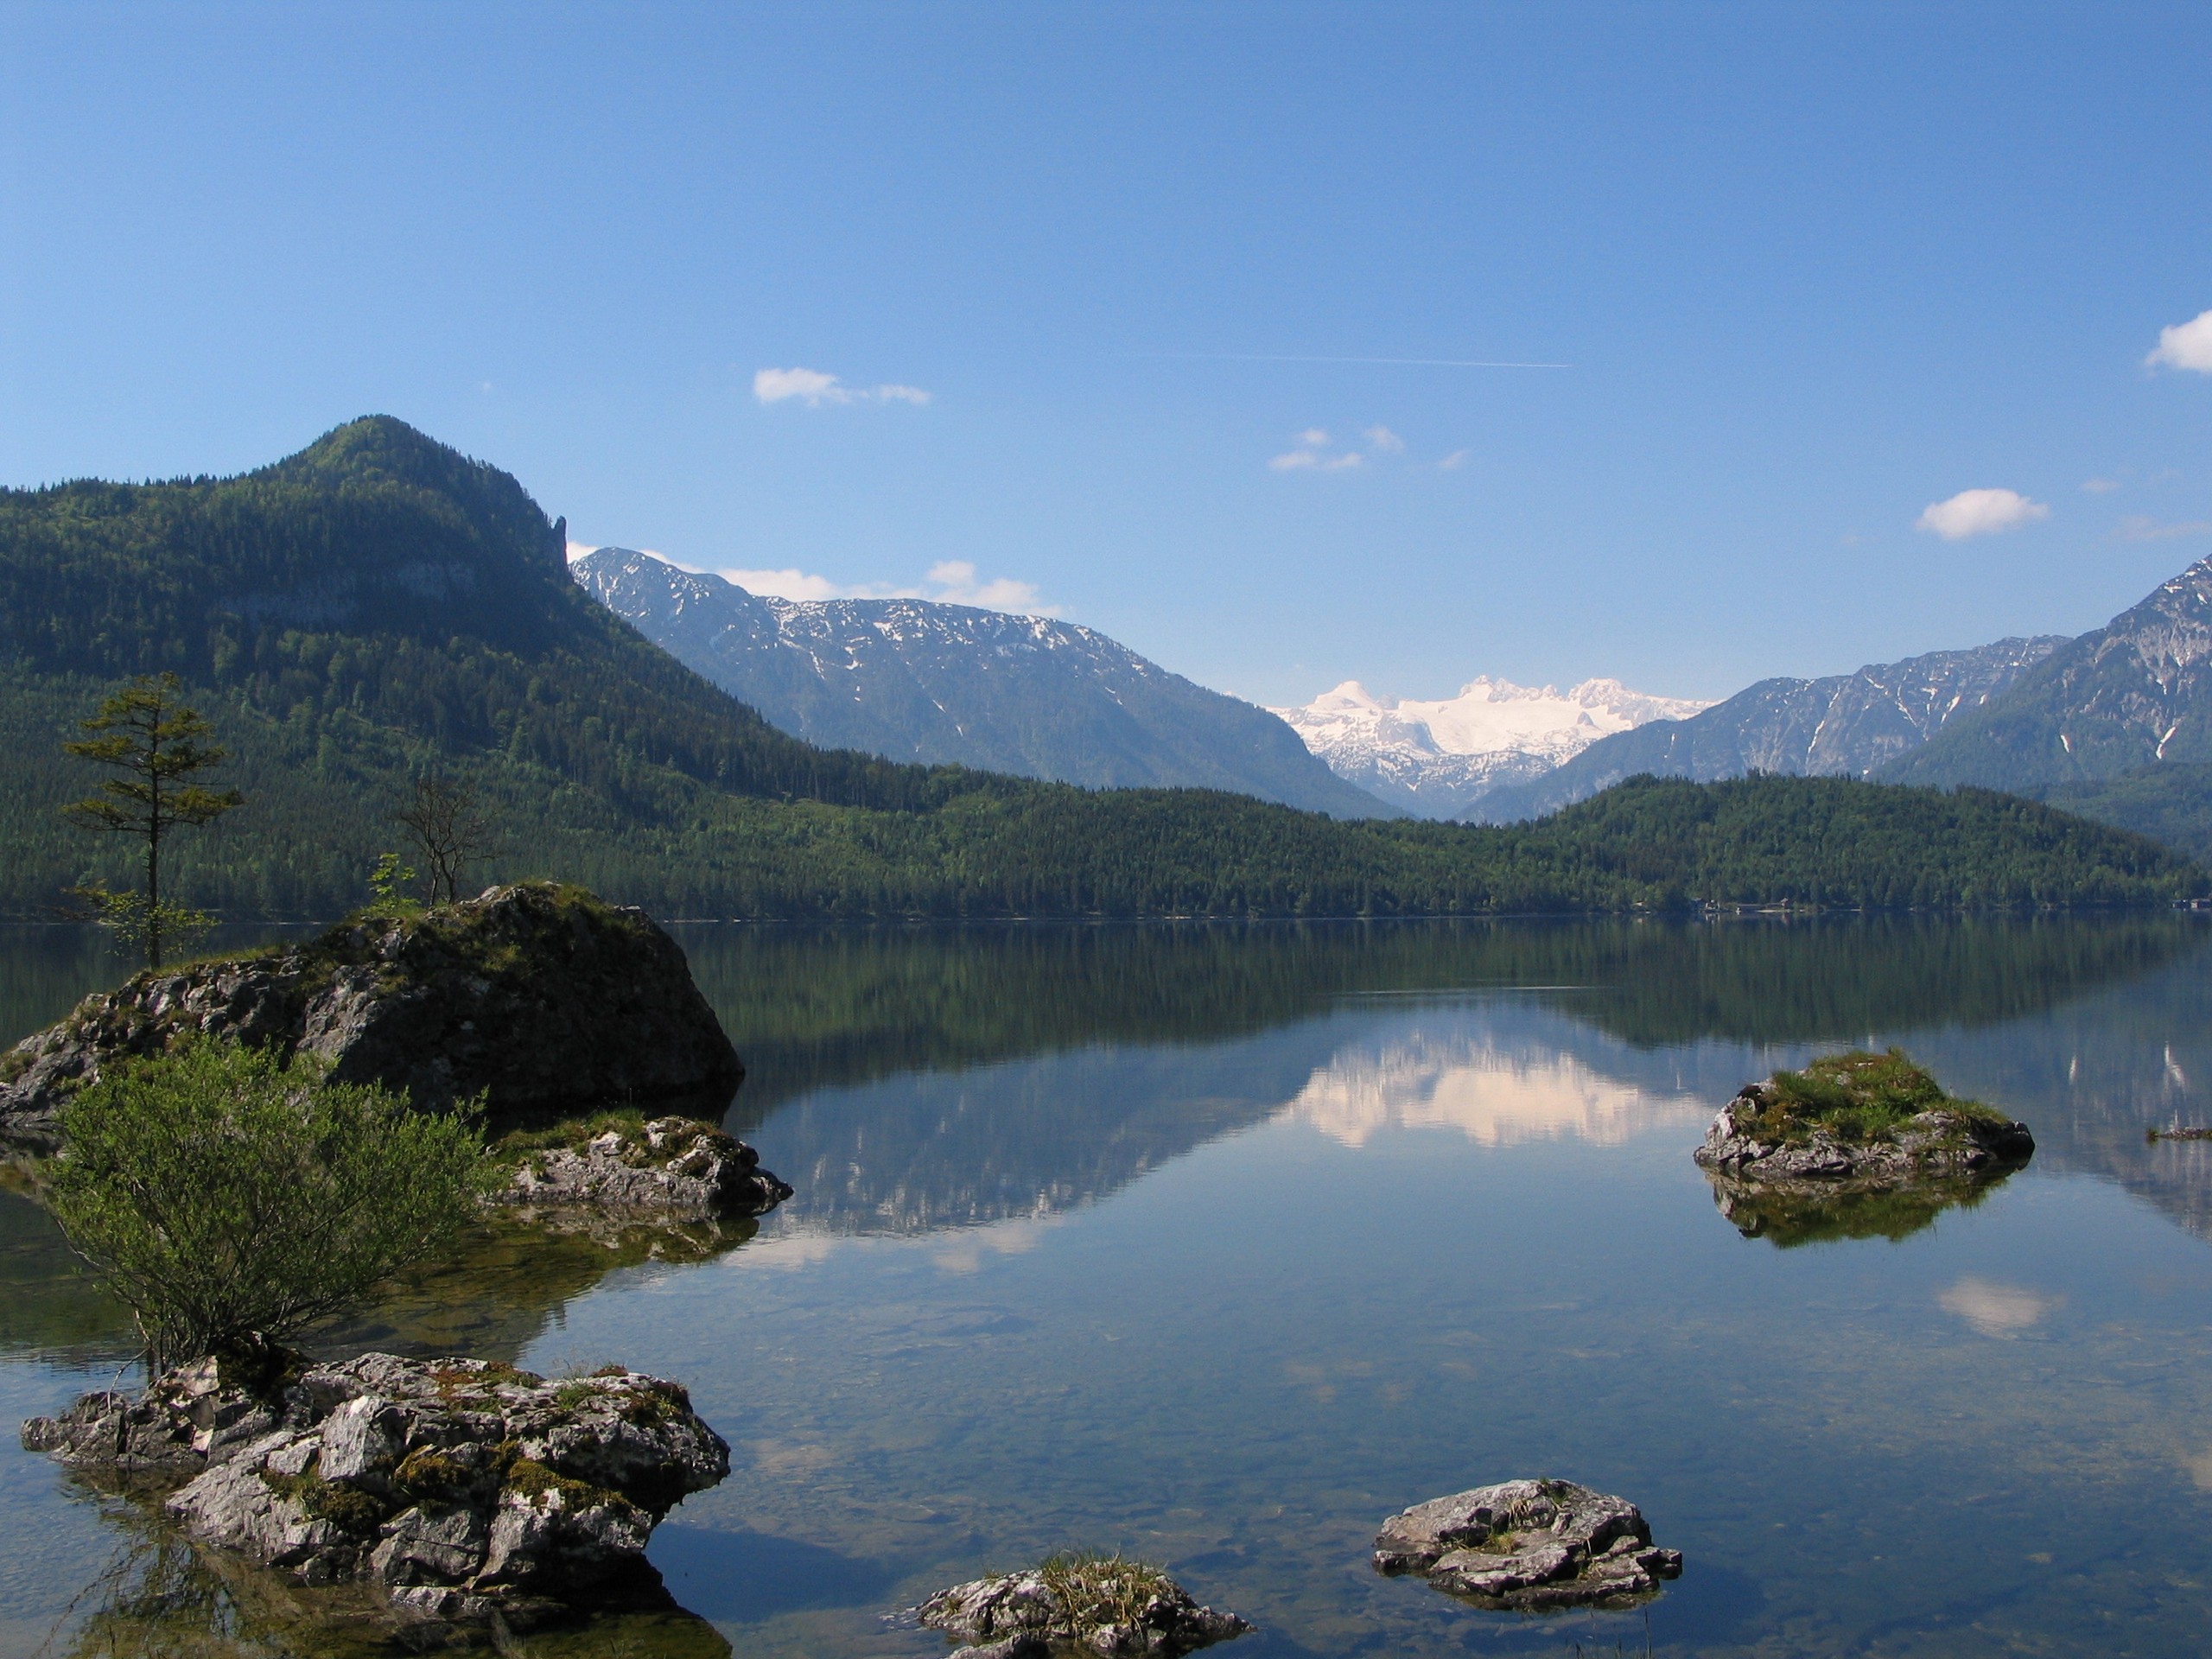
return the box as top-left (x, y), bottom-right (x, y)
top-left (24, 1351), bottom-right (728, 1630)
top-left (0, 883), bottom-right (743, 1133)
top-left (1374, 1478), bottom-right (1681, 1610)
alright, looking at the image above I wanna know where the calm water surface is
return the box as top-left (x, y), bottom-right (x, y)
top-left (4, 916), bottom-right (2212, 1656)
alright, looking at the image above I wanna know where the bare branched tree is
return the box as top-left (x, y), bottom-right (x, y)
top-left (393, 776), bottom-right (503, 906)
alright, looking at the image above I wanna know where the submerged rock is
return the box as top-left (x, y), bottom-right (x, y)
top-left (918, 1554), bottom-right (1249, 1657)
top-left (22, 1351), bottom-right (727, 1630)
top-left (0, 882), bottom-right (744, 1133)
top-left (1373, 1478), bottom-right (1681, 1610)
top-left (497, 1115), bottom-right (792, 1216)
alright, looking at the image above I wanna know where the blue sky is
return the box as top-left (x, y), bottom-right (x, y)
top-left (3, 3), bottom-right (2209, 708)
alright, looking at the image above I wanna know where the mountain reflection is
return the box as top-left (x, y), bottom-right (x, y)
top-left (721, 915), bottom-right (2212, 1246)
top-left (690, 913), bottom-right (2209, 1122)
top-left (1287, 1024), bottom-right (1707, 1147)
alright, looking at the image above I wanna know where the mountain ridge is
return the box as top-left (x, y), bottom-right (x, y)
top-left (573, 547), bottom-right (1392, 817)
top-left (0, 416), bottom-right (2192, 918)
top-left (1472, 637), bottom-right (2069, 823)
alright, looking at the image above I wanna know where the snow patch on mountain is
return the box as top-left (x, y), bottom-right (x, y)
top-left (1272, 676), bottom-right (1712, 818)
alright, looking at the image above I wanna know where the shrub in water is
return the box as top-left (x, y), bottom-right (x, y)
top-left (47, 1039), bottom-right (490, 1372)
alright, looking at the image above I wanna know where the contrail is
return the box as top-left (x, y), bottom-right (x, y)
top-left (1136, 353), bottom-right (1572, 369)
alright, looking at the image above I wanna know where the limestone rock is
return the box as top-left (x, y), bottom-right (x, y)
top-left (1374, 1478), bottom-right (1681, 1610)
top-left (498, 1116), bottom-right (792, 1216)
top-left (0, 882), bottom-right (743, 1132)
top-left (23, 1351), bottom-right (727, 1626)
top-left (918, 1560), bottom-right (1249, 1657)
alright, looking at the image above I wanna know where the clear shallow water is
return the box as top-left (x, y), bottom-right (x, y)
top-left (6, 917), bottom-right (2212, 1656)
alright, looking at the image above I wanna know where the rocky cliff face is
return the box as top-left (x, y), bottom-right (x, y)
top-left (1888, 559), bottom-right (2212, 791)
top-left (0, 883), bottom-right (744, 1132)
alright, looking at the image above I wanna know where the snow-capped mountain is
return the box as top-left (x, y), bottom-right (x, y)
top-left (574, 548), bottom-right (1395, 817)
top-left (1476, 636), bottom-right (2069, 823)
top-left (1270, 677), bottom-right (1712, 818)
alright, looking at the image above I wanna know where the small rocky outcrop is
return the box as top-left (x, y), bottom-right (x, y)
top-left (0, 883), bottom-right (744, 1133)
top-left (918, 1555), bottom-right (1249, 1658)
top-left (1373, 1478), bottom-right (1681, 1610)
top-left (22, 1351), bottom-right (727, 1630)
top-left (1694, 1050), bottom-right (2033, 1192)
top-left (497, 1116), bottom-right (793, 1216)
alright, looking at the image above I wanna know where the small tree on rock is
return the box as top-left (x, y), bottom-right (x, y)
top-left (46, 1040), bottom-right (491, 1376)
top-left (62, 674), bottom-right (244, 968)
top-left (394, 775), bottom-right (503, 906)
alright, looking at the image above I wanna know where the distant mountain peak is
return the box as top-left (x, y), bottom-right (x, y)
top-left (1271, 673), bottom-right (1710, 817)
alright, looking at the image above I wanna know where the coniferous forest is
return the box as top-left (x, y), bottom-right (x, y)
top-left (0, 416), bottom-right (2199, 921)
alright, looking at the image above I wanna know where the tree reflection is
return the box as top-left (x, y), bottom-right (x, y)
top-left (1704, 1170), bottom-right (2017, 1248)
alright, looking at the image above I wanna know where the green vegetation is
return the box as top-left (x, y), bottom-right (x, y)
top-left (59, 673), bottom-right (245, 965)
top-left (46, 1040), bottom-right (492, 1371)
top-left (0, 416), bottom-right (2199, 920)
top-left (1032, 1551), bottom-right (1184, 1630)
top-left (1742, 1047), bottom-right (2007, 1145)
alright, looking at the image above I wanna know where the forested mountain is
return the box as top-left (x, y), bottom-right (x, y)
top-left (0, 416), bottom-right (2193, 918)
top-left (1475, 637), bottom-right (2066, 822)
top-left (574, 546), bottom-right (1387, 817)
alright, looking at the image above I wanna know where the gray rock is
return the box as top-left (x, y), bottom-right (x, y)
top-left (918, 1561), bottom-right (1248, 1657)
top-left (1374, 1478), bottom-right (1682, 1610)
top-left (498, 1115), bottom-right (792, 1216)
top-left (24, 1351), bottom-right (726, 1626)
top-left (1693, 1084), bottom-right (2034, 1190)
top-left (0, 882), bottom-right (744, 1132)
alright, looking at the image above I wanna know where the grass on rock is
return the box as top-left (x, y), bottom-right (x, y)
top-left (1745, 1047), bottom-right (2007, 1144)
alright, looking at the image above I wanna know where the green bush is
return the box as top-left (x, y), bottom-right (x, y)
top-left (47, 1039), bottom-right (491, 1372)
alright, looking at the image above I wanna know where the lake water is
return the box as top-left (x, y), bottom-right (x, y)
top-left (5, 915), bottom-right (2212, 1656)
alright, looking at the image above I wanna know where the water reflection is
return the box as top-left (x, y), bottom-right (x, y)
top-left (677, 913), bottom-right (2211, 1123)
top-left (48, 1494), bottom-right (733, 1658)
top-left (1287, 1024), bottom-right (1707, 1148)
top-left (1702, 1169), bottom-right (2018, 1248)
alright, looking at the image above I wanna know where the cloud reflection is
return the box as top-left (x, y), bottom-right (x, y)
top-left (1939, 1276), bottom-right (2063, 1338)
top-left (1286, 1029), bottom-right (1707, 1147)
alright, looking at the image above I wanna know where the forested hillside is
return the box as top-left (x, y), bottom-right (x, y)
top-left (0, 418), bottom-right (2196, 918)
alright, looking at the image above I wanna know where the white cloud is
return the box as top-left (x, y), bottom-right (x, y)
top-left (1269, 428), bottom-right (1371, 473)
top-left (2146, 308), bottom-right (2212, 374)
top-left (753, 366), bottom-right (932, 407)
top-left (719, 557), bottom-right (1056, 614)
top-left (1916, 487), bottom-right (2050, 541)
top-left (2082, 477), bottom-right (2121, 493)
top-left (1363, 424), bottom-right (1405, 454)
top-left (564, 541), bottom-right (599, 563)
top-left (722, 566), bottom-right (854, 601)
top-left (1438, 449), bottom-right (1470, 471)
